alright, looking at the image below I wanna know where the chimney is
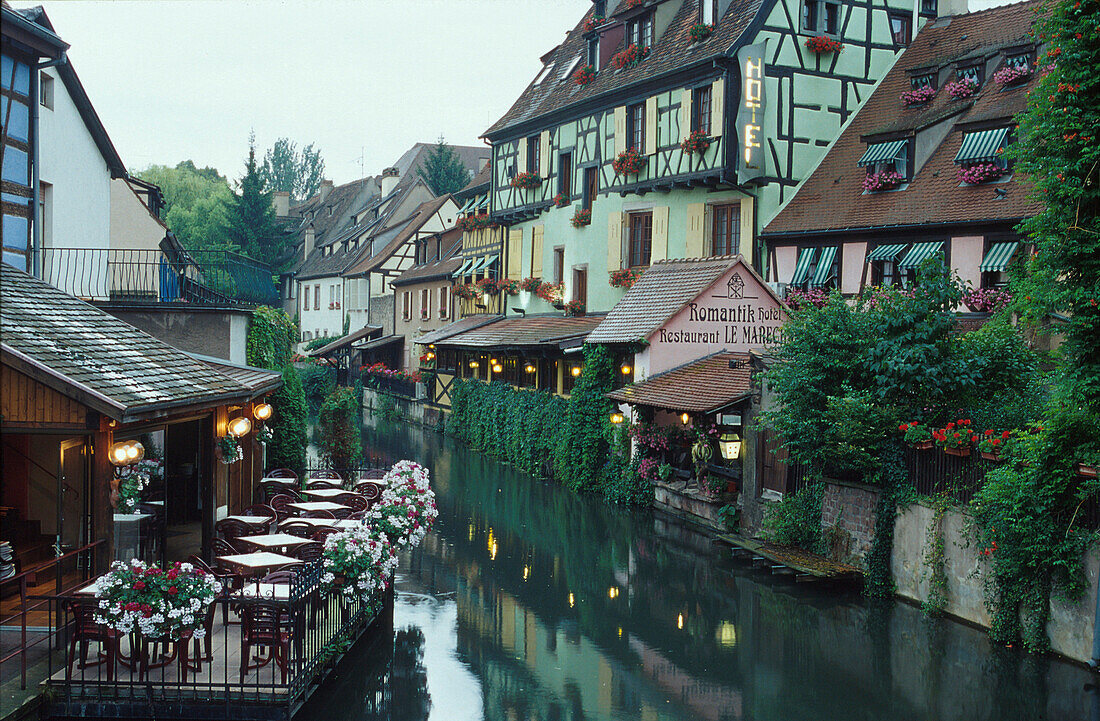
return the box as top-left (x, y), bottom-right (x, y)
top-left (318, 179), bottom-right (333, 203)
top-left (303, 224), bottom-right (316, 262)
top-left (380, 167), bottom-right (400, 197)
top-left (273, 191), bottom-right (290, 217)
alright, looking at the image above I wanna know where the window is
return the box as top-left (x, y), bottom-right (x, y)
top-left (527, 136), bottom-right (540, 174)
top-left (583, 167), bottom-right (598, 211)
top-left (957, 64), bottom-right (983, 87)
top-left (314, 284), bottom-right (320, 310)
top-left (701, 0), bottom-right (716, 25)
top-left (910, 73), bottom-right (936, 90)
top-left (692, 85), bottom-right (712, 135)
top-left (803, 0), bottom-right (840, 35)
top-left (594, 0), bottom-right (606, 16)
top-left (303, 285), bottom-right (310, 311)
top-left (534, 62), bottom-right (556, 85)
top-left (402, 291), bottom-right (412, 321)
top-left (628, 211), bottom-right (653, 268)
top-left (573, 267), bottom-right (588, 305)
top-left (439, 286), bottom-right (450, 319)
top-left (303, 331), bottom-right (312, 342)
top-left (920, 0), bottom-right (937, 16)
top-left (559, 55), bottom-right (582, 81)
top-left (553, 247), bottom-right (565, 285)
top-left (39, 72), bottom-right (53, 109)
top-left (559, 152), bottom-right (573, 197)
top-left (859, 139), bottom-right (911, 182)
top-left (587, 38), bottom-right (599, 68)
top-left (1005, 52), bottom-right (1032, 70)
top-left (627, 12), bottom-right (654, 48)
top-left (627, 103), bottom-right (645, 151)
top-left (711, 204), bottom-right (740, 256)
top-left (890, 12), bottom-right (912, 48)
top-left (420, 289), bottom-right (431, 320)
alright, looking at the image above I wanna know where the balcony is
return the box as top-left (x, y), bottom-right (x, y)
top-left (40, 248), bottom-right (278, 307)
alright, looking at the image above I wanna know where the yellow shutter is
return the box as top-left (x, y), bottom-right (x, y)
top-left (517, 138), bottom-right (527, 174)
top-left (531, 225), bottom-right (544, 278)
top-left (685, 203), bottom-right (705, 258)
top-left (739, 197), bottom-right (754, 262)
top-left (681, 89), bottom-right (692, 142)
top-left (645, 97), bottom-right (658, 156)
top-left (607, 212), bottom-right (623, 272)
top-left (508, 228), bottom-right (523, 279)
top-left (613, 106), bottom-right (627, 156)
top-left (711, 78), bottom-right (725, 138)
top-left (539, 131), bottom-right (551, 177)
top-left (651, 206), bottom-right (670, 263)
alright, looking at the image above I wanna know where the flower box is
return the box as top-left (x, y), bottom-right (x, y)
top-left (945, 446), bottom-right (971, 457)
top-left (582, 16), bottom-right (605, 34)
top-left (475, 277), bottom-right (499, 296)
top-left (564, 300), bottom-right (586, 317)
top-left (553, 192), bottom-right (570, 208)
top-left (510, 172), bottom-right (543, 190)
top-left (914, 440), bottom-right (934, 451)
top-left (933, 419), bottom-right (975, 455)
top-left (571, 208), bottom-right (592, 228)
top-left (452, 283), bottom-right (480, 300)
top-left (688, 23), bottom-right (715, 43)
top-left (901, 86), bottom-right (936, 106)
top-left (611, 43), bottom-right (650, 70)
top-left (980, 451), bottom-right (1002, 462)
top-left (1078, 463), bottom-right (1098, 479)
top-left (457, 214), bottom-right (496, 232)
top-left (609, 268), bottom-right (642, 289)
top-left (900, 422), bottom-right (933, 449)
top-left (494, 278), bottom-right (519, 296)
top-left (612, 148), bottom-right (647, 176)
top-left (536, 282), bottom-right (564, 304)
top-left (862, 171), bottom-right (904, 192)
top-left (573, 64), bottom-right (596, 85)
top-left (962, 287), bottom-right (1012, 313)
top-left (680, 130), bottom-right (712, 154)
top-left (957, 163), bottom-right (1005, 185)
top-left (805, 36), bottom-right (843, 54)
top-left (93, 560), bottom-right (220, 640)
top-left (945, 78), bottom-right (979, 100)
top-left (992, 65), bottom-right (1031, 87)
top-left (519, 277), bottom-right (543, 293)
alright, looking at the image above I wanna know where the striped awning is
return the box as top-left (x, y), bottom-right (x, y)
top-left (789, 248), bottom-right (817, 285)
top-left (866, 243), bottom-right (908, 262)
top-left (451, 258), bottom-right (474, 278)
top-left (897, 241), bottom-right (945, 270)
top-left (476, 196), bottom-right (489, 211)
top-left (458, 198), bottom-right (477, 214)
top-left (809, 247), bottom-right (838, 287)
top-left (979, 242), bottom-right (1018, 272)
top-left (858, 140), bottom-right (907, 167)
top-left (467, 255), bottom-right (499, 274)
top-left (954, 127), bottom-right (1010, 164)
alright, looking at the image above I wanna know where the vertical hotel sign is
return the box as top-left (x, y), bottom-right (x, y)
top-left (736, 42), bottom-right (767, 184)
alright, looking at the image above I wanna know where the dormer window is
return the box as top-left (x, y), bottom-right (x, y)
top-left (920, 0), bottom-right (937, 16)
top-left (534, 62), bottom-right (556, 85)
top-left (957, 64), bottom-right (983, 87)
top-left (701, 0), bottom-right (717, 24)
top-left (803, 0), bottom-right (841, 36)
top-left (859, 139), bottom-right (910, 179)
top-left (627, 11), bottom-right (654, 49)
top-left (594, 0), bottom-right (606, 16)
top-left (954, 127), bottom-right (1011, 183)
top-left (1005, 52), bottom-right (1031, 69)
top-left (911, 73), bottom-right (936, 90)
top-left (587, 37), bottom-right (599, 68)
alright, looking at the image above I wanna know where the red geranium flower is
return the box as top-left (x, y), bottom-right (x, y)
top-left (133, 580), bottom-right (146, 591)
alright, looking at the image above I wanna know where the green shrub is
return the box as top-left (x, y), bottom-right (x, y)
top-left (761, 481), bottom-right (824, 552)
top-left (266, 365), bottom-right (307, 475)
top-left (300, 364), bottom-right (336, 411)
top-left (317, 386), bottom-right (363, 470)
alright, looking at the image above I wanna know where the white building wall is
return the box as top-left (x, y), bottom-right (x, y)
top-left (297, 276), bottom-right (346, 348)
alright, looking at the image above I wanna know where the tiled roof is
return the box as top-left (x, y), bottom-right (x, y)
top-left (1, 264), bottom-right (255, 421)
top-left (484, 0), bottom-right (763, 138)
top-left (587, 255), bottom-right (742, 344)
top-left (344, 195), bottom-right (453, 276)
top-left (186, 353), bottom-right (283, 395)
top-left (430, 314), bottom-right (604, 349)
top-left (607, 352), bottom-right (751, 413)
top-left (764, 1), bottom-right (1044, 237)
top-left (391, 227), bottom-right (463, 287)
top-left (306, 325), bottom-right (383, 358)
top-left (412, 315), bottom-right (503, 346)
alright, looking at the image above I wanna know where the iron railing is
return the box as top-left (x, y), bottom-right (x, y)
top-left (40, 247), bottom-right (278, 306)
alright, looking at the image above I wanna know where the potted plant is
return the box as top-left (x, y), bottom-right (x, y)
top-left (611, 43), bottom-right (650, 70)
top-left (494, 278), bottom-right (520, 296)
top-left (958, 163), bottom-right (1005, 185)
top-left (216, 435), bottom-right (242, 465)
top-left (688, 23), bottom-right (715, 43)
top-left (862, 170), bottom-right (904, 192)
top-left (961, 287), bottom-right (1012, 313)
top-left (510, 171), bottom-right (542, 190)
top-left (805, 36), bottom-right (843, 54)
top-left (519, 276), bottom-right (543, 293)
top-left (582, 16), bottom-right (604, 33)
top-left (321, 524), bottom-right (398, 604)
top-left (680, 130), bottom-right (712, 154)
top-left (452, 283), bottom-right (480, 300)
top-left (553, 192), bottom-right (571, 208)
top-left (475, 278), bottom-right (499, 296)
top-left (900, 422), bottom-right (934, 450)
top-left (564, 299), bottom-right (586, 317)
top-left (256, 425), bottom-right (274, 446)
top-left (977, 429), bottom-right (1011, 461)
top-left (536, 282), bottom-right (564, 306)
top-left (993, 64), bottom-right (1030, 87)
top-left (612, 148), bottom-right (647, 176)
top-left (93, 560), bottom-right (220, 641)
top-left (933, 419), bottom-right (975, 457)
top-left (901, 85), bottom-right (936, 106)
top-left (573, 64), bottom-right (596, 85)
top-left (945, 77), bottom-right (979, 100)
top-left (609, 267), bottom-right (642, 289)
top-left (571, 208), bottom-right (592, 227)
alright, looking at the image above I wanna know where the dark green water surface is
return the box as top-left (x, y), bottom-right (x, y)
top-left (297, 419), bottom-right (1096, 721)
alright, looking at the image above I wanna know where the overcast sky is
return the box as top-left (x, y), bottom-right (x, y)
top-left (17, 0), bottom-right (1015, 186)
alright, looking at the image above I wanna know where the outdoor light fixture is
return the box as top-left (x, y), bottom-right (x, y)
top-left (469, 361), bottom-right (479, 369)
top-left (108, 440), bottom-right (144, 467)
top-left (425, 352), bottom-right (435, 361)
top-left (620, 364), bottom-right (632, 375)
top-left (681, 413), bottom-right (691, 425)
top-left (492, 363), bottom-right (503, 373)
top-left (608, 587), bottom-right (619, 599)
top-left (228, 416), bottom-right (252, 438)
top-left (719, 431), bottom-right (742, 460)
top-left (428, 344), bottom-right (435, 349)
top-left (677, 613), bottom-right (685, 630)
top-left (571, 366), bottom-right (582, 377)
top-left (610, 412), bottom-right (624, 425)
top-left (253, 403), bottom-right (273, 421)
top-left (524, 364), bottom-right (537, 374)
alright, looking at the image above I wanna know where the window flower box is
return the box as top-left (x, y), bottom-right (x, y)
top-left (689, 23), bottom-right (715, 43)
top-left (609, 267), bottom-right (643, 289)
top-left (553, 192), bottom-right (570, 208)
top-left (900, 422), bottom-right (933, 449)
top-left (962, 286), bottom-right (1012, 312)
top-left (624, 0), bottom-right (647, 9)
top-left (611, 44), bottom-right (650, 70)
top-left (582, 16), bottom-right (605, 34)
top-left (901, 86), bottom-right (936, 106)
top-left (1077, 462), bottom-right (1098, 479)
top-left (977, 430), bottom-right (1011, 461)
top-left (564, 300), bottom-right (586, 317)
top-left (957, 163), bottom-right (1004, 185)
top-left (475, 277), bottom-right (500, 296)
top-left (571, 208), bottom-right (592, 228)
top-left (573, 64), bottom-right (596, 85)
top-left (861, 170), bottom-right (904, 192)
top-left (933, 419), bottom-right (975, 457)
top-left (452, 283), bottom-right (481, 300)
top-left (494, 278), bottom-right (519, 296)
top-left (945, 78), bottom-right (979, 99)
top-left (992, 65), bottom-right (1031, 87)
top-left (519, 276), bottom-right (543, 293)
top-left (785, 287), bottom-right (830, 310)
top-left (457, 214), bottom-right (496, 232)
top-left (536, 282), bottom-right (564, 304)
top-left (612, 148), bottom-right (647, 176)
top-left (510, 172), bottom-right (543, 190)
top-left (805, 36), bottom-right (843, 54)
top-left (680, 130), bottom-right (712, 154)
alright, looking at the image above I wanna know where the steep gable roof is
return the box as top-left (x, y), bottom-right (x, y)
top-left (344, 194), bottom-right (454, 276)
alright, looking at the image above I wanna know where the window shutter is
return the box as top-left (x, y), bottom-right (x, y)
top-left (607, 212), bottom-right (624, 272)
top-left (710, 77), bottom-right (725, 138)
top-left (681, 89), bottom-right (693, 142)
top-left (614, 106), bottom-right (627, 156)
top-left (508, 228), bottom-right (524, 279)
top-left (517, 139), bottom-right (527, 176)
top-left (531, 225), bottom-right (544, 278)
top-left (685, 203), bottom-right (705, 258)
top-left (651, 206), bottom-right (670, 262)
top-left (739, 197), bottom-right (754, 262)
top-left (645, 97), bottom-right (658, 155)
top-left (539, 131), bottom-right (551, 177)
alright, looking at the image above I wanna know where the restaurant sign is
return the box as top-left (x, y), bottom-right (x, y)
top-left (736, 42), bottom-right (767, 185)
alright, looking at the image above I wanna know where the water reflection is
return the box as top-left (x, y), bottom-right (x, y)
top-left (297, 419), bottom-right (1097, 721)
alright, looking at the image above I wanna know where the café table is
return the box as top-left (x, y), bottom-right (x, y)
top-left (301, 488), bottom-right (358, 500)
top-left (286, 501), bottom-right (349, 515)
top-left (215, 552), bottom-right (301, 578)
top-left (236, 533), bottom-right (312, 554)
top-left (278, 517), bottom-right (362, 530)
top-left (223, 514), bottom-right (274, 528)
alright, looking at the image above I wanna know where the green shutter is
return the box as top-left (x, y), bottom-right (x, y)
top-left (866, 243), bottom-right (908, 262)
top-left (954, 127), bottom-right (1010, 164)
top-left (858, 140), bottom-right (907, 167)
top-left (810, 247), bottom-right (838, 287)
top-left (897, 241), bottom-right (945, 270)
top-left (790, 248), bottom-right (817, 285)
top-left (979, 242), bottom-right (1018, 272)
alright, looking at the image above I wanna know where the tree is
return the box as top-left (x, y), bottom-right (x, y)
top-left (226, 134), bottom-right (284, 261)
top-left (260, 138), bottom-right (326, 202)
top-left (417, 136), bottom-right (471, 196)
top-left (135, 162), bottom-right (234, 253)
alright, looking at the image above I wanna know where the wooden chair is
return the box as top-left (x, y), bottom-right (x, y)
top-left (266, 468), bottom-right (299, 480)
top-left (280, 521), bottom-right (315, 539)
top-left (65, 600), bottom-right (121, 682)
top-left (293, 542), bottom-right (324, 562)
top-left (239, 603), bottom-right (291, 683)
top-left (303, 509), bottom-right (336, 519)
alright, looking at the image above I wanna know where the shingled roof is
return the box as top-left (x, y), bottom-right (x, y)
top-left (1, 264), bottom-right (266, 422)
top-left (607, 351), bottom-right (751, 413)
top-left (483, 0), bottom-right (763, 138)
top-left (764, 1), bottom-right (1044, 237)
top-left (429, 314), bottom-right (604, 349)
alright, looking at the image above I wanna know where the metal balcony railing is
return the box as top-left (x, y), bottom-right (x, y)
top-left (40, 248), bottom-right (278, 306)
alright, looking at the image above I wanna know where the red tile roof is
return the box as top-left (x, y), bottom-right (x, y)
top-left (764, 1), bottom-right (1044, 237)
top-left (431, 314), bottom-right (605, 349)
top-left (607, 352), bottom-right (751, 413)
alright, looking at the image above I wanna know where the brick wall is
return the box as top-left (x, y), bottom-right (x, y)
top-left (820, 479), bottom-right (882, 566)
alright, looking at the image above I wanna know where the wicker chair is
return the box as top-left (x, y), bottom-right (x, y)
top-left (261, 569), bottom-right (298, 585)
top-left (242, 503), bottom-right (276, 519)
top-left (346, 510), bottom-right (367, 521)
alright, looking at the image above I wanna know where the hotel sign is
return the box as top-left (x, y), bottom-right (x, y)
top-left (736, 42), bottom-right (767, 185)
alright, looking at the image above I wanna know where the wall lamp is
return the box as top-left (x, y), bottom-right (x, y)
top-left (228, 416), bottom-right (253, 438)
top-left (108, 440), bottom-right (144, 467)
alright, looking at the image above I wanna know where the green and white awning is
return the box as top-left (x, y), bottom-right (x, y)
top-left (954, 127), bottom-right (1009, 164)
top-left (789, 248), bottom-right (817, 285)
top-left (809, 246), bottom-right (838, 287)
top-left (451, 258), bottom-right (475, 278)
top-left (476, 196), bottom-right (489, 211)
top-left (467, 255), bottom-right (499, 274)
top-left (858, 140), bottom-right (907, 167)
top-left (866, 243), bottom-right (908, 262)
top-left (979, 242), bottom-right (1018, 272)
top-left (458, 198), bottom-right (477, 214)
top-left (897, 241), bottom-right (945, 270)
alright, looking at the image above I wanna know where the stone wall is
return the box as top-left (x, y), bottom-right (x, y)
top-left (820, 479), bottom-right (881, 566)
top-left (362, 386), bottom-right (444, 430)
top-left (104, 306), bottom-right (251, 365)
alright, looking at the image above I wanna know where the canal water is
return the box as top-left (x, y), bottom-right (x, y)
top-left (297, 418), bottom-right (1097, 721)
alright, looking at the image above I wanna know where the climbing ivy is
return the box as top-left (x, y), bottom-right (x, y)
top-left (317, 386), bottom-right (363, 470)
top-left (555, 345), bottom-right (616, 493)
top-left (920, 495), bottom-right (950, 616)
top-left (863, 445), bottom-right (910, 599)
top-left (246, 305), bottom-right (297, 370)
top-left (266, 365), bottom-right (308, 475)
